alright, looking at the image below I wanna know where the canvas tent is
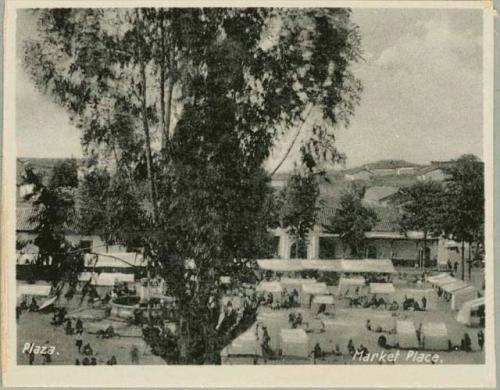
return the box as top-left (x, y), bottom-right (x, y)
top-left (396, 320), bottom-right (419, 349)
top-left (300, 259), bottom-right (395, 274)
top-left (337, 277), bottom-right (365, 297)
top-left (432, 275), bottom-right (457, 288)
top-left (280, 277), bottom-right (317, 294)
top-left (256, 259), bottom-right (304, 273)
top-left (451, 286), bottom-right (478, 311)
top-left (226, 327), bottom-right (261, 356)
top-left (311, 295), bottom-right (335, 314)
top-left (369, 283), bottom-right (396, 295)
top-left (257, 311), bottom-right (288, 350)
top-left (280, 328), bottom-right (310, 358)
top-left (427, 273), bottom-right (449, 284)
top-left (300, 260), bottom-right (343, 272)
top-left (301, 283), bottom-right (329, 307)
top-left (456, 297), bottom-right (485, 326)
top-left (441, 280), bottom-right (469, 294)
top-left (422, 322), bottom-right (449, 350)
top-left (340, 259), bottom-right (396, 274)
top-left (17, 284), bottom-right (51, 305)
top-left (79, 272), bottom-right (135, 286)
top-left (84, 252), bottom-right (145, 268)
top-left (256, 281), bottom-right (283, 302)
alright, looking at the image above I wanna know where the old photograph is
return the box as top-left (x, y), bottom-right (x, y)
top-left (1, 0), bottom-right (496, 388)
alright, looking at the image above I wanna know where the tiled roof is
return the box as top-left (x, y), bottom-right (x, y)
top-left (363, 186), bottom-right (399, 202)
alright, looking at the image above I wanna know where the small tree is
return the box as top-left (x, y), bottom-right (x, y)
top-left (394, 181), bottom-right (446, 269)
top-left (442, 155), bottom-right (484, 280)
top-left (323, 185), bottom-right (378, 258)
top-left (23, 159), bottom-right (84, 286)
top-left (277, 173), bottom-right (320, 259)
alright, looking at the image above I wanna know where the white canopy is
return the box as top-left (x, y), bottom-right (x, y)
top-left (396, 320), bottom-right (419, 349)
top-left (256, 281), bottom-right (283, 293)
top-left (300, 260), bottom-right (343, 272)
top-left (312, 295), bottom-right (334, 305)
top-left (84, 252), bottom-right (145, 268)
top-left (256, 259), bottom-right (304, 272)
top-left (370, 283), bottom-right (396, 294)
top-left (427, 273), bottom-right (449, 283)
top-left (227, 328), bottom-right (261, 356)
top-left (18, 284), bottom-right (51, 297)
top-left (80, 272), bottom-right (134, 286)
top-left (422, 322), bottom-right (449, 350)
top-left (441, 280), bottom-right (469, 294)
top-left (451, 286), bottom-right (477, 311)
top-left (337, 277), bottom-right (365, 296)
top-left (341, 259), bottom-right (396, 274)
top-left (456, 297), bottom-right (485, 325)
top-left (432, 275), bottom-right (457, 287)
top-left (301, 283), bottom-right (329, 295)
top-left (280, 329), bottom-right (309, 358)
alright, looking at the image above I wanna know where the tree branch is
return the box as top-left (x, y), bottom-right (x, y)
top-left (270, 104), bottom-right (315, 177)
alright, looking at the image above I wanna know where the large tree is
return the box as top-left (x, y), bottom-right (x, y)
top-left (394, 181), bottom-right (446, 269)
top-left (23, 8), bottom-right (362, 363)
top-left (323, 185), bottom-right (378, 258)
top-left (442, 155), bottom-right (484, 280)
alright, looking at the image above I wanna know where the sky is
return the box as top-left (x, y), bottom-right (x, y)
top-left (16, 8), bottom-right (484, 169)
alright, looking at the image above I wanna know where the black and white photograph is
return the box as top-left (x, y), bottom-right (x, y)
top-left (1, 0), bottom-right (496, 388)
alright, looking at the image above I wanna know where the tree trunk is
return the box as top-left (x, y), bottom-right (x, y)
top-left (159, 10), bottom-right (167, 147)
top-left (422, 235), bottom-right (427, 271)
top-left (468, 240), bottom-right (472, 281)
top-left (461, 240), bottom-right (465, 280)
top-left (136, 12), bottom-right (159, 223)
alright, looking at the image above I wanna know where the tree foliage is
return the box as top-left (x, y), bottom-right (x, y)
top-left (23, 7), bottom-right (362, 363)
top-left (323, 185), bottom-right (378, 258)
top-left (22, 159), bottom-right (84, 285)
top-left (275, 173), bottom-right (320, 258)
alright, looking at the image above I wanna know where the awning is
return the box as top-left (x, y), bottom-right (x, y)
top-left (80, 272), bottom-right (135, 286)
top-left (300, 260), bottom-right (343, 272)
top-left (256, 281), bottom-right (283, 293)
top-left (441, 280), bottom-right (469, 294)
top-left (432, 276), bottom-right (457, 287)
top-left (84, 252), bottom-right (145, 268)
top-left (369, 283), bottom-right (396, 294)
top-left (341, 259), bottom-right (396, 274)
top-left (312, 295), bottom-right (334, 305)
top-left (301, 283), bottom-right (329, 295)
top-left (422, 322), bottom-right (448, 338)
top-left (18, 284), bottom-right (51, 297)
top-left (256, 259), bottom-right (304, 272)
top-left (427, 273), bottom-right (449, 283)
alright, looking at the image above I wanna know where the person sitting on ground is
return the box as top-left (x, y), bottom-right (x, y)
top-left (90, 357), bottom-right (97, 365)
top-left (292, 313), bottom-right (303, 329)
top-left (357, 344), bottom-right (369, 357)
top-left (82, 357), bottom-right (90, 366)
top-left (288, 312), bottom-right (296, 325)
top-left (82, 343), bottom-right (93, 356)
top-left (106, 355), bottom-right (117, 365)
top-left (29, 298), bottom-right (39, 312)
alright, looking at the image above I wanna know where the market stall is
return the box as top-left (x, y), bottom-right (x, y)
top-left (336, 277), bottom-right (365, 297)
top-left (422, 322), bottom-right (449, 351)
top-left (301, 282), bottom-right (329, 308)
top-left (456, 297), bottom-right (485, 327)
top-left (311, 295), bottom-right (335, 315)
top-left (396, 320), bottom-right (419, 349)
top-left (256, 281), bottom-right (283, 303)
top-left (280, 328), bottom-right (310, 358)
